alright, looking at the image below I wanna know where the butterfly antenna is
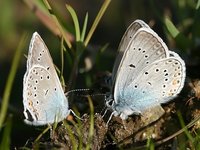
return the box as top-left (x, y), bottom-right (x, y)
top-left (65, 89), bottom-right (91, 96)
top-left (65, 89), bottom-right (106, 97)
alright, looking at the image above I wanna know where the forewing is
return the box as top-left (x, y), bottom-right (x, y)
top-left (114, 28), bottom-right (170, 102)
top-left (112, 20), bottom-right (150, 80)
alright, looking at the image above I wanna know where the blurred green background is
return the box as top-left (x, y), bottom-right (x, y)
top-left (0, 0), bottom-right (200, 148)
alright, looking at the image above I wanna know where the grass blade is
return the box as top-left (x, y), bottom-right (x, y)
top-left (0, 34), bottom-right (26, 129)
top-left (42, 0), bottom-right (72, 48)
top-left (196, 0), bottom-right (200, 9)
top-left (165, 17), bottom-right (179, 38)
top-left (81, 12), bottom-right (88, 42)
top-left (84, 0), bottom-right (111, 46)
top-left (66, 4), bottom-right (81, 42)
top-left (85, 96), bottom-right (94, 150)
top-left (0, 115), bottom-right (12, 150)
top-left (177, 112), bottom-right (194, 142)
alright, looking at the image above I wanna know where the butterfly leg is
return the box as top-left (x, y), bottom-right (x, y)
top-left (69, 109), bottom-right (83, 120)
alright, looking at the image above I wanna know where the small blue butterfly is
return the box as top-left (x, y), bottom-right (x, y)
top-left (23, 32), bottom-right (70, 125)
top-left (106, 20), bottom-right (186, 121)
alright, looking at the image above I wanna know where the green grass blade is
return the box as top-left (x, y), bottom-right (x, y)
top-left (84, 0), bottom-right (111, 46)
top-left (63, 120), bottom-right (77, 150)
top-left (85, 96), bottom-right (94, 150)
top-left (196, 0), bottom-right (200, 9)
top-left (165, 17), bottom-right (179, 38)
top-left (0, 115), bottom-right (12, 150)
top-left (81, 12), bottom-right (88, 42)
top-left (42, 0), bottom-right (72, 48)
top-left (177, 111), bottom-right (194, 142)
top-left (146, 138), bottom-right (155, 150)
top-left (34, 126), bottom-right (51, 143)
top-left (60, 36), bottom-right (64, 78)
top-left (66, 4), bottom-right (81, 42)
top-left (0, 34), bottom-right (26, 129)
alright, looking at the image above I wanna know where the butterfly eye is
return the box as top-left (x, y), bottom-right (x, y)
top-left (37, 57), bottom-right (41, 61)
top-left (47, 75), bottom-right (50, 80)
top-left (47, 66), bottom-right (50, 70)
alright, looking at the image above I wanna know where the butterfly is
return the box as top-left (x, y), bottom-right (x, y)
top-left (106, 19), bottom-right (186, 121)
top-left (23, 32), bottom-right (70, 125)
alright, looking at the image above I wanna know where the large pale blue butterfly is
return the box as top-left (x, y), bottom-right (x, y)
top-left (106, 20), bottom-right (186, 121)
top-left (23, 32), bottom-right (70, 125)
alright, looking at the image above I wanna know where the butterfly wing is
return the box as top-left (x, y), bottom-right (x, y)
top-left (114, 28), bottom-right (170, 103)
top-left (112, 20), bottom-right (150, 81)
top-left (121, 53), bottom-right (185, 113)
top-left (23, 32), bottom-right (69, 125)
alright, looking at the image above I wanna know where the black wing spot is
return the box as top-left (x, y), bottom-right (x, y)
top-left (155, 68), bottom-right (159, 72)
top-left (45, 89), bottom-right (49, 96)
top-left (148, 82), bottom-right (152, 85)
top-left (35, 80), bottom-right (38, 84)
top-left (26, 110), bottom-right (34, 121)
top-left (129, 64), bottom-right (135, 68)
